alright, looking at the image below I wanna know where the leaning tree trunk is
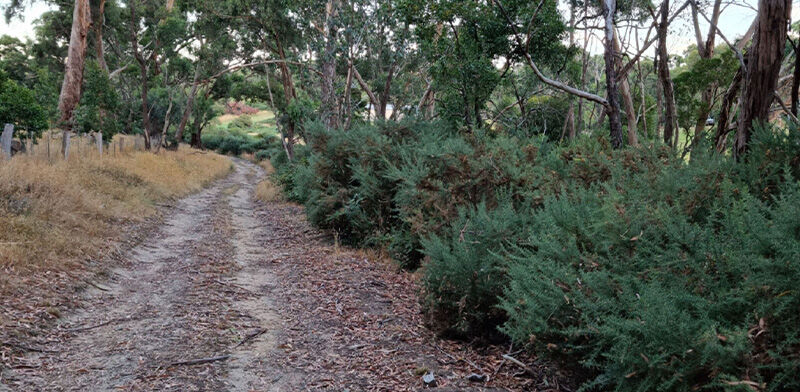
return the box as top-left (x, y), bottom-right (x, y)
top-left (614, 33), bottom-right (638, 146)
top-left (602, 0), bottom-right (624, 148)
top-left (272, 33), bottom-right (297, 160)
top-left (657, 0), bottom-right (678, 146)
top-left (736, 0), bottom-right (792, 157)
top-left (715, 68), bottom-right (743, 151)
top-left (58, 0), bottom-right (92, 158)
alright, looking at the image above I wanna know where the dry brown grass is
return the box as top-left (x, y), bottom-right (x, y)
top-left (0, 136), bottom-right (231, 284)
top-left (254, 159), bottom-right (282, 202)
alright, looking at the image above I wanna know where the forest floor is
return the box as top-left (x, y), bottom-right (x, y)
top-left (1, 159), bottom-right (569, 391)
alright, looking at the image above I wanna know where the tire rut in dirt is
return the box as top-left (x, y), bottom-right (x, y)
top-left (5, 160), bottom-right (285, 391)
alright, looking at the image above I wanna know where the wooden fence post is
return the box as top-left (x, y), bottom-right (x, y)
top-left (1, 124), bottom-right (13, 161)
top-left (96, 132), bottom-right (103, 155)
top-left (63, 132), bottom-right (71, 160)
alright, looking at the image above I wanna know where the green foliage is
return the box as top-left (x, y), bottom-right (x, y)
top-left (74, 61), bottom-right (120, 139)
top-left (495, 126), bottom-right (800, 391)
top-left (0, 69), bottom-right (47, 140)
top-left (421, 199), bottom-right (534, 338)
top-left (202, 118), bottom-right (281, 156)
top-left (401, 0), bottom-right (570, 130)
top-left (295, 121), bottom-right (408, 248)
top-left (274, 119), bottom-right (800, 391)
top-left (673, 47), bottom-right (739, 129)
top-left (228, 114), bottom-right (254, 130)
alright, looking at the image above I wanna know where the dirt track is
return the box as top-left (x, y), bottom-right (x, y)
top-left (2, 159), bottom-right (565, 391)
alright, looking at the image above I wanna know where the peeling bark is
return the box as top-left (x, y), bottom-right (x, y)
top-left (58, 0), bottom-right (92, 157)
top-left (736, 0), bottom-right (791, 157)
top-left (602, 0), bottom-right (624, 148)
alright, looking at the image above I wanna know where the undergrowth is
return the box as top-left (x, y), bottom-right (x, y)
top-left (272, 119), bottom-right (800, 391)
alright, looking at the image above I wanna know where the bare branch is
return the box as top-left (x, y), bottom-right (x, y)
top-left (493, 0), bottom-right (608, 107)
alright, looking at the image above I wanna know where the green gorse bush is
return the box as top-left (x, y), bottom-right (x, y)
top-left (272, 120), bottom-right (800, 391)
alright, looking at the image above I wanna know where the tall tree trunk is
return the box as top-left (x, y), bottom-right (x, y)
top-left (173, 63), bottom-right (202, 149)
top-left (265, 65), bottom-right (275, 109)
top-left (602, 0), bottom-right (624, 148)
top-left (563, 105), bottom-right (576, 140)
top-left (614, 32), bottom-right (638, 146)
top-left (274, 34), bottom-right (297, 160)
top-left (378, 62), bottom-right (396, 120)
top-left (638, 60), bottom-right (649, 139)
top-left (576, 3), bottom-right (590, 137)
top-left (156, 95), bottom-right (173, 153)
top-left (320, 0), bottom-right (340, 130)
top-left (138, 63), bottom-right (152, 150)
top-left (130, 2), bottom-right (151, 150)
top-left (93, 0), bottom-right (107, 72)
top-left (657, 0), bottom-right (678, 146)
top-left (190, 116), bottom-right (203, 149)
top-left (736, 0), bottom-right (791, 157)
top-left (791, 42), bottom-right (800, 115)
top-left (58, 0), bottom-right (92, 157)
top-left (691, 0), bottom-right (723, 143)
top-left (655, 52), bottom-right (664, 141)
top-left (343, 61), bottom-right (354, 129)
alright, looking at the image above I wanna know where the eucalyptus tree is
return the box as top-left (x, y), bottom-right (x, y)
top-left (401, 0), bottom-right (571, 133)
top-left (202, 0), bottom-right (305, 159)
top-left (57, 0), bottom-right (91, 156)
top-left (336, 1), bottom-right (419, 126)
top-left (735, 0), bottom-right (792, 157)
top-left (123, 0), bottom-right (189, 150)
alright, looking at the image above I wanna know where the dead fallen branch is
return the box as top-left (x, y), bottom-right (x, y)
top-left (169, 355), bottom-right (230, 367)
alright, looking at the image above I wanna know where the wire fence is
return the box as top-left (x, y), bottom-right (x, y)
top-left (2, 128), bottom-right (149, 163)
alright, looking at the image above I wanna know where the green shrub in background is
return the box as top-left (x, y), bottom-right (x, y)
top-left (202, 121), bottom-right (280, 156)
top-left (270, 121), bottom-right (800, 391)
top-left (228, 114), bottom-right (254, 130)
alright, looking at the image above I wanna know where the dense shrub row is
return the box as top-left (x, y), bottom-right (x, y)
top-left (202, 126), bottom-right (279, 156)
top-left (271, 120), bottom-right (800, 391)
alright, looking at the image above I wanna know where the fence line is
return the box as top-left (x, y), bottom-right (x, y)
top-left (0, 127), bottom-right (149, 164)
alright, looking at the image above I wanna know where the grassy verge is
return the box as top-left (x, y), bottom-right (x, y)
top-left (0, 139), bottom-right (231, 348)
top-left (254, 159), bottom-right (282, 203)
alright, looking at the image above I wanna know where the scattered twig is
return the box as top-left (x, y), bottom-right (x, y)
top-left (233, 328), bottom-right (267, 348)
top-left (491, 343), bottom-right (513, 379)
top-left (1, 341), bottom-right (59, 353)
top-left (501, 354), bottom-right (539, 379)
top-left (169, 355), bottom-right (230, 367)
top-left (435, 345), bottom-right (484, 374)
top-left (211, 279), bottom-right (254, 294)
top-left (62, 318), bottom-right (118, 333)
